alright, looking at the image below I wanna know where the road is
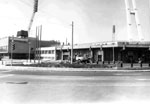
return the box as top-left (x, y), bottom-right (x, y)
top-left (0, 69), bottom-right (150, 104)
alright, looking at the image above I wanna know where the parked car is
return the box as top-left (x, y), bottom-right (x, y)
top-left (76, 55), bottom-right (91, 64)
top-left (76, 55), bottom-right (84, 61)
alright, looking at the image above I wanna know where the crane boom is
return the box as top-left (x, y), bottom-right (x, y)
top-left (28, 12), bottom-right (36, 34)
top-left (132, 0), bottom-right (144, 41)
top-left (125, 0), bottom-right (132, 41)
top-left (28, 0), bottom-right (38, 35)
top-left (124, 0), bottom-right (144, 41)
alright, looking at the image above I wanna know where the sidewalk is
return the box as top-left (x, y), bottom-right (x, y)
top-left (0, 60), bottom-right (150, 72)
top-left (0, 65), bottom-right (150, 72)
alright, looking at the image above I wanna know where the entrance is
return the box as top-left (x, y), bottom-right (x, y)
top-left (98, 55), bottom-right (102, 61)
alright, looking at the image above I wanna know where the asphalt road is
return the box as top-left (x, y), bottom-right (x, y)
top-left (0, 69), bottom-right (150, 104)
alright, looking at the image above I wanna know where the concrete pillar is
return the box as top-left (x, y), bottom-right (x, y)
top-left (61, 51), bottom-right (63, 61)
top-left (121, 62), bottom-right (123, 67)
top-left (131, 62), bottom-right (133, 68)
top-left (54, 48), bottom-right (57, 61)
top-left (140, 62), bottom-right (142, 68)
top-left (91, 50), bottom-right (93, 63)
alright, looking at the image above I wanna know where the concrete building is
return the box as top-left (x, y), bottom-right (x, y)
top-left (36, 47), bottom-right (57, 61)
top-left (1, 35), bottom-right (149, 63)
top-left (0, 36), bottom-right (36, 59)
top-left (0, 36), bottom-right (59, 60)
top-left (54, 41), bottom-right (150, 63)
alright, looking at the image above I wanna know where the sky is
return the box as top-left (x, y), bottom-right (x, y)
top-left (0, 0), bottom-right (150, 44)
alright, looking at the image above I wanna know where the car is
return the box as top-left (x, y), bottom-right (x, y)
top-left (76, 55), bottom-right (84, 61)
top-left (76, 55), bottom-right (91, 64)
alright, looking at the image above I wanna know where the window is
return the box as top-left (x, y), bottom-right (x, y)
top-left (45, 50), bottom-right (48, 54)
top-left (52, 50), bottom-right (54, 54)
top-left (48, 50), bottom-right (51, 54)
top-left (42, 50), bottom-right (44, 54)
top-left (36, 50), bottom-right (40, 54)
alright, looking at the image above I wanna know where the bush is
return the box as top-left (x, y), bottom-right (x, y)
top-left (13, 61), bottom-right (109, 68)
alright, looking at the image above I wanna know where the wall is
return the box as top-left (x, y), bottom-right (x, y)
top-left (37, 47), bottom-right (56, 61)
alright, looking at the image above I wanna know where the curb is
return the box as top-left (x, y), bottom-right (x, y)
top-left (0, 65), bottom-right (150, 72)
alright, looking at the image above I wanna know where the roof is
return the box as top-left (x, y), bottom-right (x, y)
top-left (56, 41), bottom-right (150, 50)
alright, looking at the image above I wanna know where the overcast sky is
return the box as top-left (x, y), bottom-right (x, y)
top-left (0, 0), bottom-right (150, 43)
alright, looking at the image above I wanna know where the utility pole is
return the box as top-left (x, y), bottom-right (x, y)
top-left (71, 21), bottom-right (74, 64)
top-left (66, 38), bottom-right (68, 45)
top-left (149, 0), bottom-right (150, 33)
top-left (37, 26), bottom-right (40, 64)
top-left (36, 25), bottom-right (42, 64)
top-left (28, 42), bottom-right (31, 62)
top-left (39, 25), bottom-right (42, 64)
top-left (112, 25), bottom-right (115, 64)
top-left (11, 35), bottom-right (14, 66)
top-left (34, 27), bottom-right (38, 63)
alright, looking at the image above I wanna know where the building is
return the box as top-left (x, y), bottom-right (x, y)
top-left (0, 36), bottom-right (60, 59)
top-left (0, 36), bottom-right (36, 59)
top-left (1, 35), bottom-right (149, 63)
top-left (36, 47), bottom-right (57, 61)
top-left (38, 41), bottom-right (150, 63)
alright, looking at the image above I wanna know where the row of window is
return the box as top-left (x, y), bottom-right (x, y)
top-left (36, 50), bottom-right (55, 54)
top-left (42, 57), bottom-right (55, 60)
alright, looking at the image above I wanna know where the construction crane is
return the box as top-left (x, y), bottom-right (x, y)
top-left (28, 0), bottom-right (38, 35)
top-left (125, 0), bottom-right (144, 41)
top-left (17, 0), bottom-right (38, 38)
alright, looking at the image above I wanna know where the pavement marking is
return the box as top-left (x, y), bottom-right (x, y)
top-left (0, 70), bottom-right (12, 73)
top-left (6, 81), bottom-right (28, 84)
top-left (114, 73), bottom-right (142, 76)
top-left (0, 74), bottom-right (14, 78)
top-left (137, 79), bottom-right (150, 81)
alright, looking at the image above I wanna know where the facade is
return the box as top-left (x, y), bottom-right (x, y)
top-left (36, 47), bottom-right (57, 61)
top-left (55, 41), bottom-right (150, 63)
top-left (0, 36), bottom-right (35, 59)
top-left (1, 37), bottom-right (150, 63)
top-left (0, 36), bottom-right (57, 59)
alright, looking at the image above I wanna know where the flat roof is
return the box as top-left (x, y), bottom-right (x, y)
top-left (56, 41), bottom-right (150, 50)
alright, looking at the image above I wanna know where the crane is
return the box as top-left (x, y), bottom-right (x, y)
top-left (28, 0), bottom-right (38, 35)
top-left (124, 0), bottom-right (144, 41)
